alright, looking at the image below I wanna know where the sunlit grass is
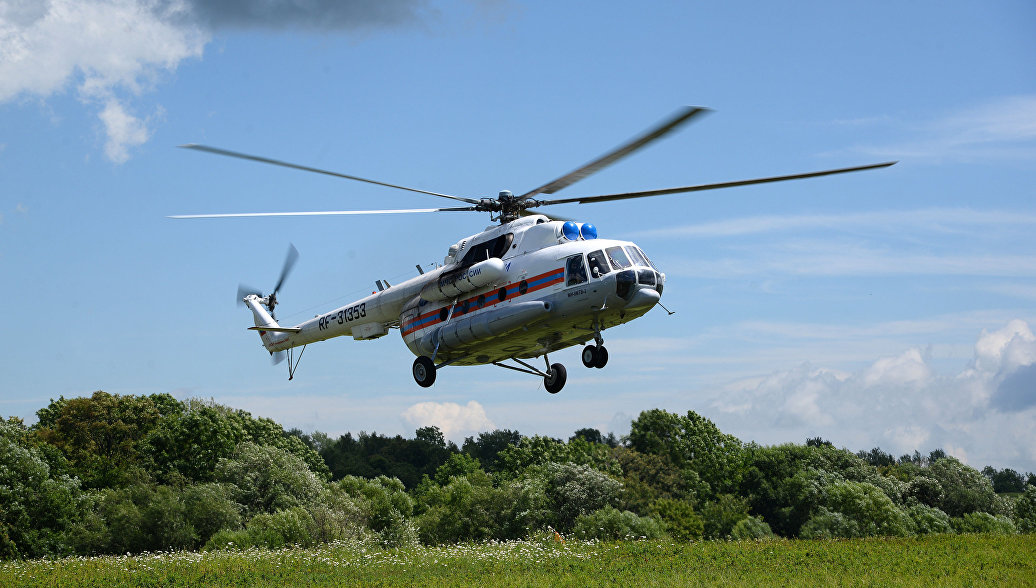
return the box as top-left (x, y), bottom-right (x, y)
top-left (3, 534), bottom-right (1034, 587)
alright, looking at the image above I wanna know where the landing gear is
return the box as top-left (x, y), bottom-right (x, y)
top-left (412, 356), bottom-right (436, 387)
top-left (490, 354), bottom-right (568, 394)
top-left (581, 344), bottom-right (609, 369)
top-left (544, 363), bottom-right (567, 394)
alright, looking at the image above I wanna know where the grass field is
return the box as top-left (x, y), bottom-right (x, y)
top-left (2, 534), bottom-right (1034, 587)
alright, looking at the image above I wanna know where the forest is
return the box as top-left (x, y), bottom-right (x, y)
top-left (2, 391), bottom-right (1034, 560)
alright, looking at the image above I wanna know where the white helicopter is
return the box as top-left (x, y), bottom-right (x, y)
top-left (173, 107), bottom-right (894, 393)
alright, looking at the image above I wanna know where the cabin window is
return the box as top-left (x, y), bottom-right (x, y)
top-left (605, 246), bottom-right (631, 270)
top-left (587, 250), bottom-right (610, 277)
top-left (565, 254), bottom-right (588, 286)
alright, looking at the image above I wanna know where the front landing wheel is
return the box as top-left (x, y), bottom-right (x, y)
top-left (581, 345), bottom-right (597, 368)
top-left (593, 345), bottom-right (609, 369)
top-left (544, 363), bottom-right (567, 394)
top-left (413, 356), bottom-right (436, 388)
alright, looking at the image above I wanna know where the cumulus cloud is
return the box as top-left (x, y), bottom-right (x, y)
top-left (0, 0), bottom-right (442, 162)
top-left (709, 319), bottom-right (1036, 471)
top-left (401, 400), bottom-right (496, 441)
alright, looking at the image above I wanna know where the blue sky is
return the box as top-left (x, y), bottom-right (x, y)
top-left (2, 1), bottom-right (1035, 471)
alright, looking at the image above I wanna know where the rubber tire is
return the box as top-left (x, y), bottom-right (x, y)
top-left (544, 363), bottom-right (567, 394)
top-left (413, 356), bottom-right (436, 388)
top-left (594, 346), bottom-right (609, 369)
top-left (581, 345), bottom-right (597, 368)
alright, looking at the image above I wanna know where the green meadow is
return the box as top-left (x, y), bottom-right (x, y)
top-left (3, 534), bottom-right (1034, 587)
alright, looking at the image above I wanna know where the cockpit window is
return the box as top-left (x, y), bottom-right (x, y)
top-left (605, 246), bottom-right (631, 269)
top-left (635, 246), bottom-right (656, 269)
top-left (459, 233), bottom-right (514, 266)
top-left (626, 246), bottom-right (648, 267)
top-left (587, 250), bottom-right (610, 277)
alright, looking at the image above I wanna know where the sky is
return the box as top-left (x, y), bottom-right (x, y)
top-left (2, 1), bottom-right (1035, 472)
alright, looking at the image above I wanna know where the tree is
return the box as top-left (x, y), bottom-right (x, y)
top-left (928, 458), bottom-right (997, 517)
top-left (0, 418), bottom-right (84, 558)
top-left (32, 392), bottom-right (180, 488)
top-left (1015, 485), bottom-right (1036, 533)
top-left (982, 466), bottom-right (1026, 494)
top-left (627, 409), bottom-right (745, 501)
top-left (142, 399), bottom-right (329, 484)
top-left (462, 429), bottom-right (523, 473)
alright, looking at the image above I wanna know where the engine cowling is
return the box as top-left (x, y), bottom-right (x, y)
top-left (420, 258), bottom-right (507, 302)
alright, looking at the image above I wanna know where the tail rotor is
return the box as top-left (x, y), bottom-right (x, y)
top-left (237, 243), bottom-right (300, 320)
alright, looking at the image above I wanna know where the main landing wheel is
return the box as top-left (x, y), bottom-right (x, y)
top-left (544, 363), bottom-right (567, 394)
top-left (413, 356), bottom-right (436, 388)
top-left (581, 345), bottom-right (609, 369)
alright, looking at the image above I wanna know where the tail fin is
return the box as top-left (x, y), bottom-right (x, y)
top-left (242, 294), bottom-right (299, 351)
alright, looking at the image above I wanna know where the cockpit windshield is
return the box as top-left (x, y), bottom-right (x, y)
top-left (626, 246), bottom-right (648, 267)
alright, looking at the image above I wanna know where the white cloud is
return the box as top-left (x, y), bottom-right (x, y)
top-left (0, 0), bottom-right (446, 162)
top-left (862, 348), bottom-right (931, 388)
top-left (0, 0), bottom-right (207, 162)
top-left (849, 95), bottom-right (1036, 163)
top-left (632, 208), bottom-right (1036, 240)
top-left (401, 400), bottom-right (496, 442)
top-left (706, 319), bottom-right (1036, 471)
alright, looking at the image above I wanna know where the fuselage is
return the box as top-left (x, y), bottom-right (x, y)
top-left (247, 215), bottom-right (665, 365)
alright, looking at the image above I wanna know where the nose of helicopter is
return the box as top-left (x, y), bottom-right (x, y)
top-left (625, 286), bottom-right (661, 309)
top-left (613, 266), bottom-right (665, 309)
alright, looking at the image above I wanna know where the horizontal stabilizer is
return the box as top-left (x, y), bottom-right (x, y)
top-left (248, 326), bottom-right (302, 333)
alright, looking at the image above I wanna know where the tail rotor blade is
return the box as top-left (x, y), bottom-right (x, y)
top-left (272, 243), bottom-right (299, 297)
top-left (237, 283), bottom-right (262, 306)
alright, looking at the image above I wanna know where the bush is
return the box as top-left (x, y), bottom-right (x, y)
top-left (203, 528), bottom-right (252, 551)
top-left (731, 516), bottom-right (774, 540)
top-left (906, 504), bottom-right (953, 535)
top-left (183, 483), bottom-right (242, 546)
top-left (214, 442), bottom-right (324, 517)
top-left (571, 506), bottom-right (664, 541)
top-left (952, 512), bottom-right (1017, 535)
top-left (801, 481), bottom-right (913, 539)
top-left (338, 476), bottom-right (417, 547)
top-left (520, 462), bottom-right (623, 533)
top-left (701, 494), bottom-right (750, 539)
top-left (414, 470), bottom-right (519, 544)
top-left (650, 498), bottom-right (704, 541)
top-left (246, 507), bottom-right (316, 549)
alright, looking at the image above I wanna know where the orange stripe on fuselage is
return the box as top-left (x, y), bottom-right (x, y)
top-left (401, 267), bottom-right (564, 336)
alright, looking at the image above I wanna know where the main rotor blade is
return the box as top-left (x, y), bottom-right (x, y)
top-left (180, 144), bottom-right (479, 205)
top-left (518, 106), bottom-right (710, 201)
top-left (169, 207), bottom-right (476, 219)
top-left (536, 161), bottom-right (897, 206)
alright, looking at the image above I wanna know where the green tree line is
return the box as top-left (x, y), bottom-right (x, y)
top-left (2, 392), bottom-right (1035, 560)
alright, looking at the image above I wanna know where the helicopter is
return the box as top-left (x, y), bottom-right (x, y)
top-left (172, 106), bottom-right (894, 393)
